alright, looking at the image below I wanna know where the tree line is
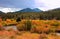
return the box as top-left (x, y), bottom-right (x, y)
top-left (0, 8), bottom-right (60, 20)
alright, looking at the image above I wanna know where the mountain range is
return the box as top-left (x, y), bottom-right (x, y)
top-left (16, 8), bottom-right (42, 12)
top-left (0, 11), bottom-right (4, 13)
top-left (0, 8), bottom-right (60, 13)
top-left (0, 8), bottom-right (60, 20)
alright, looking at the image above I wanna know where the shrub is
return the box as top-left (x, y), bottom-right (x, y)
top-left (16, 17), bottom-right (21, 22)
top-left (17, 24), bottom-right (25, 31)
top-left (25, 20), bottom-right (32, 31)
top-left (17, 20), bottom-right (32, 31)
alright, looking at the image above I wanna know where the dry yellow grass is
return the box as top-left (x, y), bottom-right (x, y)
top-left (0, 31), bottom-right (60, 39)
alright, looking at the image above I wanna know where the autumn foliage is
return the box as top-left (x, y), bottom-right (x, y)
top-left (0, 18), bottom-right (60, 39)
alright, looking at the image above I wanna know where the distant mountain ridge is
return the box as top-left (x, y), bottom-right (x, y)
top-left (16, 8), bottom-right (42, 12)
top-left (0, 11), bottom-right (4, 14)
top-left (33, 8), bottom-right (41, 12)
top-left (0, 8), bottom-right (60, 13)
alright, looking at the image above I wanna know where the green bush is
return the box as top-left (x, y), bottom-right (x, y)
top-left (17, 20), bottom-right (32, 31)
top-left (25, 20), bottom-right (32, 31)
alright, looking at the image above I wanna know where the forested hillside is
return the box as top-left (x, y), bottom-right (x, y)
top-left (0, 8), bottom-right (60, 20)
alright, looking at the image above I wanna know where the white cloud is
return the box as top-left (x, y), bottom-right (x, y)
top-left (35, 0), bottom-right (60, 11)
top-left (0, 7), bottom-right (21, 13)
top-left (0, 0), bottom-right (60, 12)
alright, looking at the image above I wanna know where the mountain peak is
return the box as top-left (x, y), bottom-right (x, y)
top-left (19, 8), bottom-right (33, 12)
top-left (24, 8), bottom-right (32, 9)
top-left (17, 8), bottom-right (42, 12)
top-left (33, 8), bottom-right (42, 12)
top-left (33, 8), bottom-right (40, 10)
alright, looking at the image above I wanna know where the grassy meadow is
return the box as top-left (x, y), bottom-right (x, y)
top-left (0, 18), bottom-right (60, 39)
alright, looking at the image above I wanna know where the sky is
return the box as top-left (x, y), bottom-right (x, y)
top-left (0, 0), bottom-right (60, 13)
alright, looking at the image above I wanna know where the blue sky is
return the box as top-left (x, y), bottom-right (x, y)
top-left (0, 0), bottom-right (35, 8)
top-left (0, 0), bottom-right (60, 13)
